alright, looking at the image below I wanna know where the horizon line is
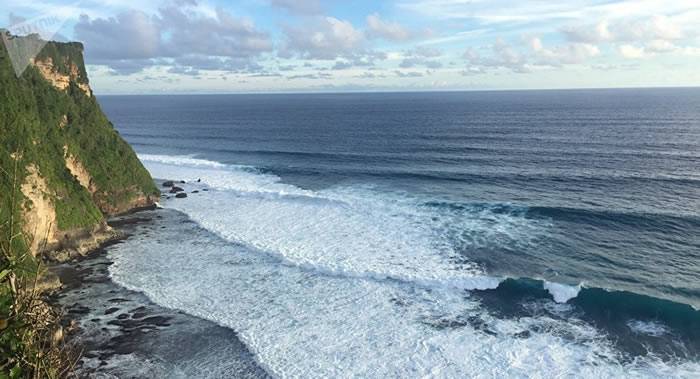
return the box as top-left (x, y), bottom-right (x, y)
top-left (95, 85), bottom-right (700, 96)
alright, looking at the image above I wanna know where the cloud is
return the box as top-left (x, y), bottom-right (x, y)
top-left (366, 13), bottom-right (412, 41)
top-left (247, 71), bottom-right (283, 78)
top-left (530, 37), bottom-right (600, 65)
top-left (561, 14), bottom-right (700, 61)
top-left (561, 20), bottom-right (613, 43)
top-left (463, 39), bottom-right (530, 73)
top-left (287, 72), bottom-right (333, 80)
top-left (281, 17), bottom-right (363, 59)
top-left (618, 44), bottom-right (645, 59)
top-left (332, 60), bottom-right (354, 70)
top-left (590, 62), bottom-right (639, 71)
top-left (399, 46), bottom-right (443, 68)
top-left (399, 0), bottom-right (700, 28)
top-left (366, 13), bottom-right (433, 42)
top-left (562, 16), bottom-right (684, 44)
top-left (394, 70), bottom-right (424, 77)
top-left (331, 51), bottom-right (386, 70)
top-left (157, 6), bottom-right (272, 58)
top-left (645, 39), bottom-right (676, 53)
top-left (268, 0), bottom-right (322, 14)
top-left (74, 1), bottom-right (272, 75)
top-left (615, 40), bottom-right (700, 59)
top-left (167, 65), bottom-right (200, 76)
top-left (462, 36), bottom-right (600, 74)
top-left (354, 71), bottom-right (387, 79)
top-left (280, 16), bottom-right (386, 64)
top-left (99, 59), bottom-right (156, 75)
top-left (74, 11), bottom-right (161, 61)
top-left (397, 0), bottom-right (596, 24)
top-left (460, 66), bottom-right (486, 76)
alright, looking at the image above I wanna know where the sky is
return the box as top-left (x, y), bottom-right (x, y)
top-left (2, 0), bottom-right (700, 94)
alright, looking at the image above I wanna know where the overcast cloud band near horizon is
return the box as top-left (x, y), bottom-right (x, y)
top-left (2, 0), bottom-right (700, 94)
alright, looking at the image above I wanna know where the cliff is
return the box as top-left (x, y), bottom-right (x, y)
top-left (0, 33), bottom-right (159, 259)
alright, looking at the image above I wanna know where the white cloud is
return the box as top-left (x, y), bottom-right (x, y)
top-left (399, 46), bottom-right (443, 68)
top-left (399, 0), bottom-right (700, 27)
top-left (74, 3), bottom-right (272, 75)
top-left (463, 38), bottom-right (530, 73)
top-left (564, 16), bottom-right (684, 44)
top-left (74, 11), bottom-right (160, 60)
top-left (462, 36), bottom-right (601, 74)
top-left (280, 17), bottom-right (365, 60)
top-left (618, 44), bottom-right (645, 59)
top-left (530, 37), bottom-right (600, 65)
top-left (645, 39), bottom-right (676, 53)
top-left (366, 13), bottom-right (413, 41)
top-left (680, 46), bottom-right (700, 56)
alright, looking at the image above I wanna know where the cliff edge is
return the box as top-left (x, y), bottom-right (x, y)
top-left (0, 32), bottom-right (159, 259)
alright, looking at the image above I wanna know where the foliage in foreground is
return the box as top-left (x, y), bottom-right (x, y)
top-left (0, 160), bottom-right (75, 379)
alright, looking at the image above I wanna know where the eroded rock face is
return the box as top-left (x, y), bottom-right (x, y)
top-left (92, 190), bottom-right (158, 216)
top-left (62, 146), bottom-right (157, 216)
top-left (21, 164), bottom-right (59, 255)
top-left (32, 57), bottom-right (92, 97)
top-left (64, 146), bottom-right (96, 193)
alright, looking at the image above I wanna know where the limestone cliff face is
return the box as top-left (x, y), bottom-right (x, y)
top-left (32, 56), bottom-right (92, 97)
top-left (0, 34), bottom-right (159, 258)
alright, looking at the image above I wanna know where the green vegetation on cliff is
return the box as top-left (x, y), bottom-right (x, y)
top-left (0, 33), bottom-right (158, 232)
top-left (0, 33), bottom-right (159, 377)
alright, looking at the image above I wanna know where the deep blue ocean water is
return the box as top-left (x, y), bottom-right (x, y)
top-left (99, 89), bottom-right (700, 377)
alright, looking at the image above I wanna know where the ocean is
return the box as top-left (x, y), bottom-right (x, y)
top-left (99, 89), bottom-right (700, 377)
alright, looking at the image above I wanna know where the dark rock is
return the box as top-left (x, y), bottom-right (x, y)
top-left (169, 186), bottom-right (184, 193)
top-left (202, 189), bottom-right (209, 192)
top-left (175, 193), bottom-right (188, 199)
top-left (141, 316), bottom-right (172, 327)
top-left (162, 181), bottom-right (174, 187)
top-left (180, 180), bottom-right (186, 184)
top-left (68, 304), bottom-right (90, 315)
top-left (104, 307), bottom-right (120, 315)
top-left (191, 190), bottom-right (199, 194)
top-left (196, 178), bottom-right (201, 183)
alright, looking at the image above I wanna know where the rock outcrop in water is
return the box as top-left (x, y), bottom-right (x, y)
top-left (0, 32), bottom-right (159, 259)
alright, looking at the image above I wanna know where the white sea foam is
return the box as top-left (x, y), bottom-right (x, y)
top-left (544, 281), bottom-right (582, 303)
top-left (627, 320), bottom-right (670, 337)
top-left (138, 154), bottom-right (528, 292)
top-left (139, 154), bottom-right (227, 168)
top-left (115, 154), bottom-right (700, 378)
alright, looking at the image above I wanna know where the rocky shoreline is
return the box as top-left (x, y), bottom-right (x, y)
top-left (48, 208), bottom-right (269, 378)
